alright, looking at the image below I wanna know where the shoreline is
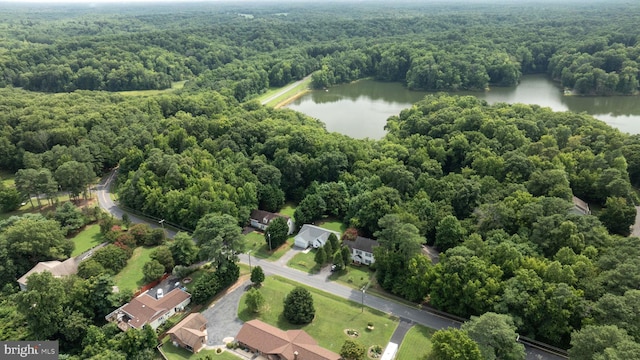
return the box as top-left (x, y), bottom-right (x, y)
top-left (273, 88), bottom-right (311, 109)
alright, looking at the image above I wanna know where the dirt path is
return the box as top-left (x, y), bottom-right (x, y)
top-left (631, 206), bottom-right (640, 237)
top-left (260, 75), bottom-right (311, 106)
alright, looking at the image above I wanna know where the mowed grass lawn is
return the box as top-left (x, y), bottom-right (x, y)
top-left (329, 265), bottom-right (375, 290)
top-left (287, 249), bottom-right (322, 273)
top-left (317, 218), bottom-right (347, 233)
top-left (279, 203), bottom-right (296, 217)
top-left (243, 231), bottom-right (294, 261)
top-left (71, 224), bottom-right (104, 257)
top-left (396, 324), bottom-right (435, 360)
top-left (114, 246), bottom-right (157, 292)
top-left (238, 276), bottom-right (398, 353)
top-left (160, 337), bottom-right (236, 360)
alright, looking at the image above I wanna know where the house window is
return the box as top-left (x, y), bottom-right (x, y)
top-left (356, 250), bottom-right (362, 255)
top-left (365, 253), bottom-right (372, 258)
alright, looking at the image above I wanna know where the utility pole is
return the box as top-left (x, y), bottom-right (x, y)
top-left (268, 232), bottom-right (272, 251)
top-left (248, 250), bottom-right (252, 272)
top-left (159, 219), bottom-right (166, 238)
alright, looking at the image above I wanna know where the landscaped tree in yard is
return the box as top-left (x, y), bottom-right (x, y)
top-left (142, 260), bottom-right (165, 282)
top-left (245, 288), bottom-right (265, 313)
top-left (54, 160), bottom-right (96, 200)
top-left (431, 328), bottom-right (483, 360)
top-left (328, 233), bottom-right (339, 252)
top-left (314, 246), bottom-right (327, 265)
top-left (194, 213), bottom-right (244, 264)
top-left (250, 265), bottom-right (265, 286)
top-left (341, 246), bottom-right (352, 267)
top-left (340, 339), bottom-right (366, 360)
top-left (169, 232), bottom-right (199, 266)
top-left (283, 286), bottom-right (315, 324)
top-left (461, 312), bottom-right (525, 360)
top-left (150, 246), bottom-right (174, 273)
top-left (265, 216), bottom-right (288, 250)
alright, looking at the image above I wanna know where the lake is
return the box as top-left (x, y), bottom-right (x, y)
top-left (286, 74), bottom-right (640, 139)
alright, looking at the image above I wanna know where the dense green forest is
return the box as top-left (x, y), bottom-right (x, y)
top-left (2, 1), bottom-right (640, 359)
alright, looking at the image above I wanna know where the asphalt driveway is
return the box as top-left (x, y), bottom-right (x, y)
top-left (202, 280), bottom-right (251, 346)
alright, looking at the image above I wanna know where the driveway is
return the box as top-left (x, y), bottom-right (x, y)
top-left (202, 280), bottom-right (251, 345)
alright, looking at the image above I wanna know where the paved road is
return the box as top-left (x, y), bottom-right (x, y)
top-left (260, 75), bottom-right (311, 106)
top-left (96, 169), bottom-right (177, 238)
top-left (98, 171), bottom-right (566, 360)
top-left (632, 206), bottom-right (640, 237)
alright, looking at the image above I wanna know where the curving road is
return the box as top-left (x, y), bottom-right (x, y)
top-left (98, 169), bottom-right (567, 360)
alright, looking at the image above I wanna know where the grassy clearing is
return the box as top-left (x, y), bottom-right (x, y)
top-left (117, 80), bottom-right (187, 97)
top-left (243, 231), bottom-right (294, 260)
top-left (329, 264), bottom-right (375, 290)
top-left (279, 203), bottom-right (296, 218)
top-left (259, 77), bottom-right (313, 108)
top-left (287, 249), bottom-right (322, 273)
top-left (160, 337), bottom-right (236, 360)
top-left (317, 218), bottom-right (347, 233)
top-left (114, 246), bottom-right (157, 292)
top-left (71, 224), bottom-right (104, 257)
top-left (238, 276), bottom-right (398, 353)
top-left (396, 324), bottom-right (435, 360)
top-left (0, 170), bottom-right (14, 187)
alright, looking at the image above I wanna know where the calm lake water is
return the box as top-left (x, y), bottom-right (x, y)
top-left (286, 74), bottom-right (640, 139)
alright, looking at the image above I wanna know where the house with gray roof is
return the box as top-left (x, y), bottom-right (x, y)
top-left (343, 236), bottom-right (379, 265)
top-left (293, 224), bottom-right (340, 249)
top-left (249, 209), bottom-right (295, 235)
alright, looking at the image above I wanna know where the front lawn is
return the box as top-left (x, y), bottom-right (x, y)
top-left (243, 231), bottom-right (294, 261)
top-left (329, 264), bottom-right (375, 290)
top-left (287, 249), bottom-right (322, 273)
top-left (71, 224), bottom-right (104, 257)
top-left (114, 246), bottom-right (157, 293)
top-left (160, 337), bottom-right (236, 360)
top-left (396, 324), bottom-right (435, 360)
top-left (238, 276), bottom-right (398, 353)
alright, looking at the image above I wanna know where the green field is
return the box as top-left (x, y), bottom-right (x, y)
top-left (243, 231), bottom-right (294, 260)
top-left (238, 276), bottom-right (398, 353)
top-left (329, 264), bottom-right (375, 290)
top-left (117, 80), bottom-right (187, 97)
top-left (287, 249), bottom-right (322, 273)
top-left (160, 337), bottom-right (236, 360)
top-left (114, 246), bottom-right (157, 292)
top-left (71, 224), bottom-right (104, 257)
top-left (396, 324), bottom-right (435, 360)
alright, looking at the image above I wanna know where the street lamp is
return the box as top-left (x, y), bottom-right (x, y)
top-left (159, 219), bottom-right (166, 237)
top-left (361, 286), bottom-right (366, 313)
top-left (267, 232), bottom-right (272, 251)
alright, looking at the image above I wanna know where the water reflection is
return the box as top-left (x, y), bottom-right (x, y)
top-left (287, 74), bottom-right (640, 139)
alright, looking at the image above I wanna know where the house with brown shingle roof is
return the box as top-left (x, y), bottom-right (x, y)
top-left (107, 288), bottom-right (191, 331)
top-left (17, 257), bottom-right (80, 291)
top-left (167, 313), bottom-right (207, 353)
top-left (236, 319), bottom-right (340, 360)
top-left (250, 209), bottom-right (295, 235)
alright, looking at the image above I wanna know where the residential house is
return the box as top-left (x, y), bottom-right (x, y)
top-left (571, 196), bottom-right (591, 216)
top-left (250, 209), bottom-right (295, 235)
top-left (167, 313), bottom-right (208, 353)
top-left (343, 236), bottom-right (379, 265)
top-left (107, 288), bottom-right (191, 331)
top-left (293, 224), bottom-right (340, 249)
top-left (17, 257), bottom-right (80, 291)
top-left (235, 319), bottom-right (341, 360)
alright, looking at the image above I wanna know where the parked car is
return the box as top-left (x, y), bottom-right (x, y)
top-left (156, 288), bottom-right (164, 299)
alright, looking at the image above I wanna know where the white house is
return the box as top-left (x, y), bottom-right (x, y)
top-left (343, 236), bottom-right (379, 265)
top-left (107, 288), bottom-right (191, 331)
top-left (293, 224), bottom-right (340, 249)
top-left (249, 209), bottom-right (295, 235)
